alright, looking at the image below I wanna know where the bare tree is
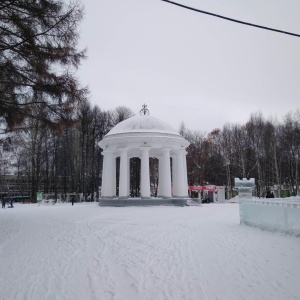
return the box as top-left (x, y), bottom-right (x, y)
top-left (185, 130), bottom-right (207, 186)
top-left (281, 112), bottom-right (300, 196)
top-left (245, 113), bottom-right (266, 196)
top-left (111, 106), bottom-right (134, 126)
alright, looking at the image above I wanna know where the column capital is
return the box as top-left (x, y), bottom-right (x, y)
top-left (173, 148), bottom-right (187, 155)
top-left (140, 146), bottom-right (151, 151)
top-left (118, 147), bottom-right (128, 153)
top-left (102, 149), bottom-right (113, 155)
top-left (161, 147), bottom-right (172, 154)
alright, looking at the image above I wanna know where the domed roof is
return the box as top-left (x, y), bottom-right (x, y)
top-left (106, 114), bottom-right (180, 137)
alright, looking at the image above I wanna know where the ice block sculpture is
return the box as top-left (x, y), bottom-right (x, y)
top-left (235, 178), bottom-right (255, 225)
top-left (234, 178), bottom-right (255, 199)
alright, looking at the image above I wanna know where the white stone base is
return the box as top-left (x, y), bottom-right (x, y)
top-left (99, 197), bottom-right (188, 207)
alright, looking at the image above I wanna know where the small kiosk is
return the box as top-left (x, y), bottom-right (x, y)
top-left (188, 185), bottom-right (225, 203)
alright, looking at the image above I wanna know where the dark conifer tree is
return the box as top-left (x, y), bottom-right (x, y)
top-left (0, 0), bottom-right (88, 133)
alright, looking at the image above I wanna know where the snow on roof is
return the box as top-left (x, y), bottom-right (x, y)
top-left (106, 114), bottom-right (180, 136)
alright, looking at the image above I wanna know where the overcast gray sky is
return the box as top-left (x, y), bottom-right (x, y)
top-left (77, 0), bottom-right (300, 133)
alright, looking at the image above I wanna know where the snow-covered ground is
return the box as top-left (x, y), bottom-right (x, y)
top-left (0, 202), bottom-right (299, 300)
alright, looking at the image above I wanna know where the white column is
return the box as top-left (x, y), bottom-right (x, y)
top-left (176, 150), bottom-right (186, 197)
top-left (128, 157), bottom-right (131, 197)
top-left (100, 152), bottom-right (107, 197)
top-left (158, 155), bottom-right (163, 197)
top-left (171, 149), bottom-right (188, 197)
top-left (119, 148), bottom-right (129, 198)
top-left (101, 150), bottom-right (115, 198)
top-left (110, 155), bottom-right (116, 197)
top-left (162, 148), bottom-right (172, 198)
top-left (182, 150), bottom-right (189, 197)
top-left (140, 147), bottom-right (151, 198)
top-left (172, 152), bottom-right (179, 197)
top-left (176, 150), bottom-right (188, 197)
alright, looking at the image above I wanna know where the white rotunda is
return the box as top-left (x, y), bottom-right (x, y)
top-left (98, 107), bottom-right (190, 206)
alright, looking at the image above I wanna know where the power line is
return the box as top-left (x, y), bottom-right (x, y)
top-left (161, 0), bottom-right (300, 38)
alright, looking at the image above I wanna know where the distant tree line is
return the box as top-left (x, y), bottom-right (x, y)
top-left (3, 103), bottom-right (134, 201)
top-left (182, 111), bottom-right (300, 198)
top-left (1, 107), bottom-right (299, 200)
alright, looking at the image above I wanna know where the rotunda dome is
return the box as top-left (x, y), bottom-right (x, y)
top-left (99, 112), bottom-right (189, 151)
top-left (106, 114), bottom-right (180, 137)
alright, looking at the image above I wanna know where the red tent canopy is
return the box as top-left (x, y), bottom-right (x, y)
top-left (188, 185), bottom-right (216, 192)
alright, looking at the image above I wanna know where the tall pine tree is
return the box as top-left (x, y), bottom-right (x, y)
top-left (0, 0), bottom-right (88, 133)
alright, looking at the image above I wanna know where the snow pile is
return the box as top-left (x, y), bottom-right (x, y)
top-left (0, 203), bottom-right (299, 300)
